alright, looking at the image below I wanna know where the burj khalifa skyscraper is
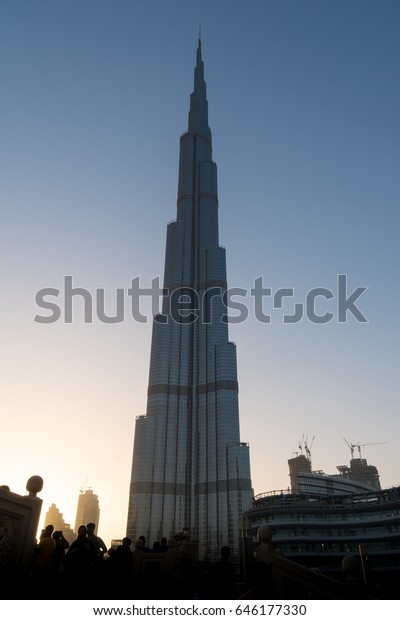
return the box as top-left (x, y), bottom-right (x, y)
top-left (127, 39), bottom-right (252, 560)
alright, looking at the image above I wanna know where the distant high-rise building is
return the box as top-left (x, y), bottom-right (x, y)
top-left (74, 489), bottom-right (100, 533)
top-left (44, 503), bottom-right (75, 544)
top-left (127, 39), bottom-right (253, 560)
top-left (289, 451), bottom-right (381, 494)
top-left (337, 458), bottom-right (381, 490)
top-left (288, 454), bottom-right (312, 492)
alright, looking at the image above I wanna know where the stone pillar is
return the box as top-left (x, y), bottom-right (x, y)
top-left (0, 476), bottom-right (43, 593)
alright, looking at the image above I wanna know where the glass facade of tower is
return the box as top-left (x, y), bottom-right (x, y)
top-left (126, 41), bottom-right (253, 560)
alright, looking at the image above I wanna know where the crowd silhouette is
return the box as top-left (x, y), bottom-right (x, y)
top-left (18, 522), bottom-right (380, 600)
top-left (27, 524), bottom-right (241, 600)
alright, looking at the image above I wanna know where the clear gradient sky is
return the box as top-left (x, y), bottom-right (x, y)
top-left (1, 0), bottom-right (399, 547)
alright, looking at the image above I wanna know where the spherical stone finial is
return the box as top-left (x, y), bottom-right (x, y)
top-left (26, 476), bottom-right (43, 496)
top-left (342, 555), bottom-right (358, 573)
top-left (257, 525), bottom-right (272, 544)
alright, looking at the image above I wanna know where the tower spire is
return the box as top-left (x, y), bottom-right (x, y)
top-left (189, 35), bottom-right (210, 138)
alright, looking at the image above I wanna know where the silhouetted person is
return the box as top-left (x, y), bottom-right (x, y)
top-left (139, 535), bottom-right (149, 552)
top-left (86, 522), bottom-right (107, 595)
top-left (108, 537), bottom-right (134, 597)
top-left (132, 539), bottom-right (144, 586)
top-left (31, 524), bottom-right (57, 597)
top-left (86, 523), bottom-right (107, 558)
top-left (64, 525), bottom-right (93, 598)
top-left (51, 530), bottom-right (69, 595)
top-left (159, 537), bottom-right (168, 552)
top-left (53, 531), bottom-right (70, 570)
top-left (215, 546), bottom-right (236, 598)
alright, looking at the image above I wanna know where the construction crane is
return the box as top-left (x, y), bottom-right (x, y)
top-left (344, 438), bottom-right (355, 458)
top-left (304, 435), bottom-right (315, 461)
top-left (298, 434), bottom-right (305, 455)
top-left (80, 473), bottom-right (90, 494)
top-left (343, 438), bottom-right (386, 460)
top-left (354, 442), bottom-right (387, 460)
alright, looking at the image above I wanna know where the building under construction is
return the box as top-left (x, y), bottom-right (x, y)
top-left (74, 488), bottom-right (100, 534)
top-left (337, 459), bottom-right (380, 490)
top-left (288, 454), bottom-right (312, 493)
top-left (288, 438), bottom-right (382, 494)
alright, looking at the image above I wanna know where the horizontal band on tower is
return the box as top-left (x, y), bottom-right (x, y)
top-left (130, 478), bottom-right (252, 496)
top-left (130, 481), bottom-right (190, 495)
top-left (162, 280), bottom-right (227, 293)
top-left (147, 380), bottom-right (238, 396)
top-left (197, 380), bottom-right (238, 394)
top-left (177, 191), bottom-right (218, 206)
top-left (195, 478), bottom-right (253, 495)
top-left (179, 130), bottom-right (212, 148)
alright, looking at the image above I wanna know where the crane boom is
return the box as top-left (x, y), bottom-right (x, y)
top-left (344, 439), bottom-right (386, 460)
